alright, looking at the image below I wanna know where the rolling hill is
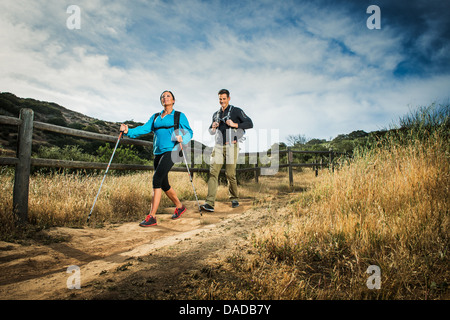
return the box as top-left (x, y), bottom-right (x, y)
top-left (0, 92), bottom-right (150, 159)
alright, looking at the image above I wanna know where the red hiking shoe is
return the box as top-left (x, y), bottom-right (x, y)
top-left (172, 205), bottom-right (186, 220)
top-left (139, 214), bottom-right (157, 227)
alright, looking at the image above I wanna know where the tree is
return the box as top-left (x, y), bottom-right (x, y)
top-left (286, 134), bottom-right (308, 146)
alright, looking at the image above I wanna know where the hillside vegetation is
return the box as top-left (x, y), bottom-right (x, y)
top-left (0, 92), bottom-right (152, 161)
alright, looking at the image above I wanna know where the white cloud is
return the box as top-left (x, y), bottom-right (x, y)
top-left (1, 0), bottom-right (449, 152)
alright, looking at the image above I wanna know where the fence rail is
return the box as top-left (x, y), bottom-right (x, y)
top-left (0, 109), bottom-right (341, 224)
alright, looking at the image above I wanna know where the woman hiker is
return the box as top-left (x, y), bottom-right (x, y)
top-left (120, 90), bottom-right (193, 227)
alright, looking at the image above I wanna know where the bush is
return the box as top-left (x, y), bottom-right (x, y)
top-left (32, 144), bottom-right (150, 175)
top-left (32, 145), bottom-right (98, 174)
top-left (35, 145), bottom-right (97, 162)
top-left (96, 144), bottom-right (149, 165)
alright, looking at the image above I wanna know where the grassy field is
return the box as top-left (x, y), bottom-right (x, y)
top-left (0, 169), bottom-right (231, 234)
top-left (248, 134), bottom-right (448, 299)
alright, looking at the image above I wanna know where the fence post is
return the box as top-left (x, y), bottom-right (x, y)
top-left (287, 147), bottom-right (293, 187)
top-left (13, 108), bottom-right (34, 224)
top-left (254, 163), bottom-right (259, 183)
top-left (316, 159), bottom-right (320, 177)
top-left (329, 149), bottom-right (334, 173)
top-left (190, 147), bottom-right (195, 179)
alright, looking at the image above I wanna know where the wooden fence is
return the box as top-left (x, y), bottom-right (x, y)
top-left (0, 108), bottom-right (341, 224)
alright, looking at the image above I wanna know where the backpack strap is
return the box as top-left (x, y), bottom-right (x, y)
top-left (213, 110), bottom-right (220, 123)
top-left (152, 111), bottom-right (181, 131)
top-left (174, 111), bottom-right (180, 130)
top-left (227, 105), bottom-right (233, 119)
top-left (215, 105), bottom-right (233, 123)
top-left (151, 112), bottom-right (161, 132)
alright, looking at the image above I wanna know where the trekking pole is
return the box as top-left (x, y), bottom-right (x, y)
top-left (179, 144), bottom-right (202, 215)
top-left (87, 131), bottom-right (124, 223)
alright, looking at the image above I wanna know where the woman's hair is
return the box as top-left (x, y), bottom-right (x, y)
top-left (160, 90), bottom-right (175, 104)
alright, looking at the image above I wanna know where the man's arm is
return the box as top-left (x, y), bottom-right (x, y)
top-left (235, 108), bottom-right (253, 130)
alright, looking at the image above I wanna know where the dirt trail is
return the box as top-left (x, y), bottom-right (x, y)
top-left (0, 198), bottom-right (270, 300)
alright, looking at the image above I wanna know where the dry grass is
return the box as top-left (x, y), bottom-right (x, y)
top-left (210, 132), bottom-right (449, 300)
top-left (0, 167), bottom-right (285, 236)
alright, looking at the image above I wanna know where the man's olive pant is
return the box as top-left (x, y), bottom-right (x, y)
top-left (205, 143), bottom-right (239, 207)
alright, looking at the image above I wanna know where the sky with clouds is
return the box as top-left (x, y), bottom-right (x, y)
top-left (1, 0), bottom-right (449, 151)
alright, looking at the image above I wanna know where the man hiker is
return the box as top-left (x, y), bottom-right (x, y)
top-left (200, 89), bottom-right (253, 212)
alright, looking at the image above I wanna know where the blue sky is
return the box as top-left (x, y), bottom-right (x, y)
top-left (1, 0), bottom-right (449, 151)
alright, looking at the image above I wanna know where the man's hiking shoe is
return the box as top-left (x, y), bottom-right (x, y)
top-left (200, 203), bottom-right (214, 212)
top-left (231, 200), bottom-right (239, 208)
top-left (172, 205), bottom-right (186, 220)
top-left (139, 215), bottom-right (157, 227)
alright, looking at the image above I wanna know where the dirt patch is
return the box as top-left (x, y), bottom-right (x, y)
top-left (0, 198), bottom-right (270, 300)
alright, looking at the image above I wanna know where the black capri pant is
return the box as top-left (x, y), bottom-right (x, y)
top-left (153, 151), bottom-right (175, 191)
